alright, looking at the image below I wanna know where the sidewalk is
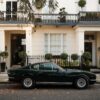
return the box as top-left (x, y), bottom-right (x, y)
top-left (0, 73), bottom-right (8, 83)
top-left (0, 73), bottom-right (100, 84)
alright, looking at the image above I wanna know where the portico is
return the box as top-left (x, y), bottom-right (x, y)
top-left (0, 24), bottom-right (34, 69)
top-left (75, 26), bottom-right (100, 68)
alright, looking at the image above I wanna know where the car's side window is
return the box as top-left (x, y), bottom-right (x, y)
top-left (52, 63), bottom-right (59, 70)
top-left (39, 63), bottom-right (53, 71)
top-left (31, 64), bottom-right (39, 70)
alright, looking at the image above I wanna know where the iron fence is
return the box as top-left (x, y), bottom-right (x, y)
top-left (27, 55), bottom-right (82, 68)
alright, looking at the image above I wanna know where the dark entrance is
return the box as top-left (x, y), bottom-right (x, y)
top-left (11, 34), bottom-right (26, 66)
top-left (85, 42), bottom-right (92, 61)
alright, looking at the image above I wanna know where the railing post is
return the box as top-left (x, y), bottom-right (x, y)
top-left (26, 56), bottom-right (28, 66)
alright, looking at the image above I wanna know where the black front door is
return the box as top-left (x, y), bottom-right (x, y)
top-left (11, 34), bottom-right (26, 66)
top-left (85, 42), bottom-right (92, 61)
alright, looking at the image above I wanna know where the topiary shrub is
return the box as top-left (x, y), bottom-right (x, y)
top-left (71, 54), bottom-right (79, 61)
top-left (45, 53), bottom-right (52, 60)
top-left (78, 0), bottom-right (86, 9)
top-left (82, 52), bottom-right (91, 66)
top-left (18, 51), bottom-right (27, 66)
top-left (0, 51), bottom-right (8, 60)
top-left (60, 53), bottom-right (68, 67)
top-left (60, 53), bottom-right (68, 60)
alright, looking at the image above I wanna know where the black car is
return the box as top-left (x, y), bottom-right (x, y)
top-left (8, 62), bottom-right (96, 89)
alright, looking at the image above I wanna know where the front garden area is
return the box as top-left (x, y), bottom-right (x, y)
top-left (27, 52), bottom-right (92, 71)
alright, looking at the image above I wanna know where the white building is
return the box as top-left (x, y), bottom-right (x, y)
top-left (0, 0), bottom-right (100, 69)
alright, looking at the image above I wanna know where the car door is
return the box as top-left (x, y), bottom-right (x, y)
top-left (36, 63), bottom-right (53, 82)
top-left (50, 63), bottom-right (67, 82)
top-left (47, 63), bottom-right (73, 82)
top-left (37, 62), bottom-right (67, 82)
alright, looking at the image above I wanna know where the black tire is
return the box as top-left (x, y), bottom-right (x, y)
top-left (21, 77), bottom-right (35, 89)
top-left (74, 76), bottom-right (89, 89)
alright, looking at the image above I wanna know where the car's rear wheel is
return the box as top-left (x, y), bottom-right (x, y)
top-left (75, 77), bottom-right (89, 89)
top-left (22, 77), bottom-right (35, 89)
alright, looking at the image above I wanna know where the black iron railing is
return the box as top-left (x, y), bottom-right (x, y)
top-left (79, 12), bottom-right (100, 21)
top-left (0, 11), bottom-right (100, 25)
top-left (27, 55), bottom-right (81, 68)
top-left (0, 11), bottom-right (78, 25)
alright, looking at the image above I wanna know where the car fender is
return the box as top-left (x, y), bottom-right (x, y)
top-left (73, 74), bottom-right (90, 82)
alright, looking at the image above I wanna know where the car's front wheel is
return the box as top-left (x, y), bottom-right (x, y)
top-left (74, 77), bottom-right (89, 89)
top-left (22, 77), bottom-right (35, 89)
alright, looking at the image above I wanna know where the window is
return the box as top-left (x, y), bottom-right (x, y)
top-left (6, 1), bottom-right (17, 20)
top-left (39, 63), bottom-right (53, 70)
top-left (45, 34), bottom-right (66, 55)
top-left (31, 64), bottom-right (39, 70)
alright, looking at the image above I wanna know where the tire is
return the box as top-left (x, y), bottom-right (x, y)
top-left (22, 77), bottom-right (35, 89)
top-left (74, 76), bottom-right (89, 89)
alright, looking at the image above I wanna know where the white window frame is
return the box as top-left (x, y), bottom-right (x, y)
top-left (45, 33), bottom-right (66, 55)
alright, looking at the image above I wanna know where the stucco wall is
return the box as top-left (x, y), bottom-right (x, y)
top-left (85, 0), bottom-right (99, 11)
top-left (32, 26), bottom-right (77, 55)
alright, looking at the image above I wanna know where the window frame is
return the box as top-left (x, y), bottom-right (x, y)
top-left (45, 33), bottom-right (66, 55)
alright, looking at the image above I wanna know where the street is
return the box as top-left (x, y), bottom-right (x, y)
top-left (0, 84), bottom-right (100, 100)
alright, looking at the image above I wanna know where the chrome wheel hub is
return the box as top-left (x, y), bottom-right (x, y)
top-left (23, 78), bottom-right (33, 88)
top-left (77, 78), bottom-right (86, 88)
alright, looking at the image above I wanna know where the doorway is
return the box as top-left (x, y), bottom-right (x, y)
top-left (11, 34), bottom-right (26, 66)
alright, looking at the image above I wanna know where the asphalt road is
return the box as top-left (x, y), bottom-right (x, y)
top-left (0, 84), bottom-right (100, 100)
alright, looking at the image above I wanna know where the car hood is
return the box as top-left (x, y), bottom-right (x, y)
top-left (65, 68), bottom-right (95, 75)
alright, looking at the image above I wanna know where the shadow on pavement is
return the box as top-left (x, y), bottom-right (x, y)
top-left (0, 83), bottom-right (97, 90)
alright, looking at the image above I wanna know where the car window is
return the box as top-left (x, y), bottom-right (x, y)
top-left (39, 63), bottom-right (53, 71)
top-left (52, 63), bottom-right (65, 72)
top-left (31, 64), bottom-right (39, 70)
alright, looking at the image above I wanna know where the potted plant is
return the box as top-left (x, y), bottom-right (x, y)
top-left (45, 53), bottom-right (52, 61)
top-left (58, 7), bottom-right (67, 22)
top-left (18, 51), bottom-right (27, 66)
top-left (71, 54), bottom-right (79, 66)
top-left (81, 52), bottom-right (91, 71)
top-left (78, 0), bottom-right (86, 11)
top-left (0, 51), bottom-right (8, 72)
top-left (60, 53), bottom-right (68, 67)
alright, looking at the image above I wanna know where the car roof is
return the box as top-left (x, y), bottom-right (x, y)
top-left (29, 61), bottom-right (52, 65)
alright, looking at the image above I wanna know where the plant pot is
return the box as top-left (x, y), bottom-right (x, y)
top-left (0, 62), bottom-right (6, 72)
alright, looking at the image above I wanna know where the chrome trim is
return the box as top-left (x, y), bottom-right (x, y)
top-left (36, 82), bottom-right (73, 85)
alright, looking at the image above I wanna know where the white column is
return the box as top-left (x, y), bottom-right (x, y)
top-left (26, 29), bottom-right (33, 56)
top-left (0, 30), bottom-right (5, 51)
top-left (76, 30), bottom-right (85, 55)
top-left (48, 33), bottom-right (50, 53)
top-left (61, 34), bottom-right (63, 53)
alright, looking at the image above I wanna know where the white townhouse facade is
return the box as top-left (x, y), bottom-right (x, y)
top-left (0, 0), bottom-right (100, 68)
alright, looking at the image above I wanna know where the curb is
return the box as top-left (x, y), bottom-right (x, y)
top-left (0, 81), bottom-right (18, 85)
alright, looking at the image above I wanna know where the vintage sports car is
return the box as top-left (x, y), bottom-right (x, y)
top-left (8, 62), bottom-right (96, 89)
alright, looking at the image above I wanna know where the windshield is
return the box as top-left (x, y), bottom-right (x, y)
top-left (52, 63), bottom-right (65, 72)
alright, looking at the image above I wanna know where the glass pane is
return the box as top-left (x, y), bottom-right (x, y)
top-left (12, 2), bottom-right (17, 12)
top-left (6, 2), bottom-right (11, 14)
top-left (39, 63), bottom-right (52, 70)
